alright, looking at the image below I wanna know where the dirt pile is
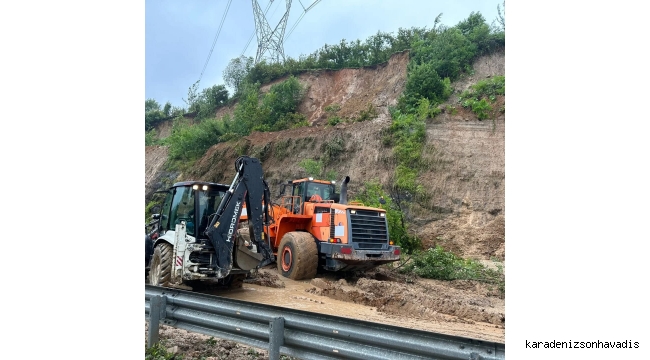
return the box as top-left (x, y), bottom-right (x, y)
top-left (244, 270), bottom-right (286, 288)
top-left (151, 267), bottom-right (505, 343)
top-left (306, 273), bottom-right (504, 326)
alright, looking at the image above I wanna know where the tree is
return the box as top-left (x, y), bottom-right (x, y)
top-left (223, 56), bottom-right (254, 95)
top-left (145, 98), bottom-right (160, 112)
top-left (145, 99), bottom-right (166, 130)
top-left (403, 62), bottom-right (446, 106)
top-left (494, 2), bottom-right (505, 31)
top-left (183, 80), bottom-right (200, 112)
top-left (195, 84), bottom-right (229, 120)
top-left (163, 102), bottom-right (172, 117)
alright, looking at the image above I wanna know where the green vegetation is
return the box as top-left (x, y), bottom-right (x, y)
top-left (458, 76), bottom-right (505, 120)
top-left (145, 129), bottom-right (160, 146)
top-left (399, 245), bottom-right (505, 295)
top-left (145, 99), bottom-right (183, 131)
top-left (145, 342), bottom-right (181, 360)
top-left (184, 82), bottom-right (229, 121)
top-left (165, 117), bottom-right (223, 163)
top-left (324, 103), bottom-right (378, 126)
top-left (149, 76), bottom-right (307, 170)
top-left (298, 158), bottom-right (323, 177)
top-left (298, 158), bottom-right (338, 180)
top-left (351, 103), bottom-right (379, 122)
top-left (213, 11), bottom-right (503, 103)
top-left (354, 180), bottom-right (421, 254)
top-left (324, 103), bottom-right (341, 113)
top-left (205, 337), bottom-right (217, 346)
top-left (222, 76), bottom-right (307, 136)
top-left (327, 116), bottom-right (342, 126)
top-left (377, 11), bottom-right (504, 245)
top-left (320, 135), bottom-right (345, 165)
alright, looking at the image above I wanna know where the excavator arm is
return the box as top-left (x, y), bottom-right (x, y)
top-left (204, 156), bottom-right (275, 278)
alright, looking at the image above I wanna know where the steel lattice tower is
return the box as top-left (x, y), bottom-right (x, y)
top-left (252, 0), bottom-right (292, 64)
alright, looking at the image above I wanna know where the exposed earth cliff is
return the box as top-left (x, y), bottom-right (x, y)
top-left (146, 50), bottom-right (505, 260)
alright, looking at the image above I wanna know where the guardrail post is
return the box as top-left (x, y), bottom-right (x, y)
top-left (269, 317), bottom-right (285, 360)
top-left (147, 295), bottom-right (165, 349)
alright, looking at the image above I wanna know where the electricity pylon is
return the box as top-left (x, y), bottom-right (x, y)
top-left (251, 0), bottom-right (292, 64)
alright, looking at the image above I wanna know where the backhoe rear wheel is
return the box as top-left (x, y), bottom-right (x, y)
top-left (225, 274), bottom-right (246, 288)
top-left (149, 242), bottom-right (173, 287)
top-left (277, 231), bottom-right (318, 280)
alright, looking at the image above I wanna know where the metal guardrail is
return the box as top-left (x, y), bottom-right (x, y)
top-left (145, 285), bottom-right (505, 360)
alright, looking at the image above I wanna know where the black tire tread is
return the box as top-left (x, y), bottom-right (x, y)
top-left (150, 242), bottom-right (173, 286)
top-left (277, 231), bottom-right (318, 280)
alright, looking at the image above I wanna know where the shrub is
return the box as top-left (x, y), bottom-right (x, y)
top-left (458, 76), bottom-right (504, 120)
top-left (321, 135), bottom-right (345, 165)
top-left (298, 158), bottom-right (323, 177)
top-left (400, 245), bottom-right (504, 288)
top-left (324, 103), bottom-right (341, 113)
top-left (145, 129), bottom-right (159, 146)
top-left (327, 116), bottom-right (342, 126)
top-left (353, 103), bottom-right (379, 122)
top-left (354, 180), bottom-right (421, 254)
top-left (165, 117), bottom-right (223, 162)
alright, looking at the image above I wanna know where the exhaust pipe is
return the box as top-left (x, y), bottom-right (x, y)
top-left (339, 176), bottom-right (350, 205)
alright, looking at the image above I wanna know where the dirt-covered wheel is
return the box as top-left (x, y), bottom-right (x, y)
top-left (226, 274), bottom-right (246, 288)
top-left (277, 231), bottom-right (318, 280)
top-left (149, 242), bottom-right (173, 286)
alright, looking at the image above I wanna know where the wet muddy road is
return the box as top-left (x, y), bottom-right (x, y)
top-left (197, 267), bottom-right (505, 343)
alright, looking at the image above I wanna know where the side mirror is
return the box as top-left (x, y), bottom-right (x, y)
top-left (379, 197), bottom-right (386, 205)
top-left (152, 213), bottom-right (161, 220)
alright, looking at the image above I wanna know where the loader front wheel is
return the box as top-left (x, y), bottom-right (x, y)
top-left (277, 232), bottom-right (318, 280)
top-left (149, 242), bottom-right (173, 287)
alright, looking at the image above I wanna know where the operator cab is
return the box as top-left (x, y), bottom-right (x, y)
top-left (279, 178), bottom-right (339, 214)
top-left (158, 181), bottom-right (230, 239)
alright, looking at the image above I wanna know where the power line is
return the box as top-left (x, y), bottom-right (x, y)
top-left (198, 0), bottom-right (234, 86)
top-left (284, 0), bottom-right (321, 41)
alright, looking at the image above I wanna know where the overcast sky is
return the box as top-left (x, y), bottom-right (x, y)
top-left (145, 0), bottom-right (502, 108)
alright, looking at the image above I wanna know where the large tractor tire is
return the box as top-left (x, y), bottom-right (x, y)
top-left (149, 242), bottom-right (173, 287)
top-left (277, 231), bottom-right (318, 280)
top-left (225, 274), bottom-right (246, 289)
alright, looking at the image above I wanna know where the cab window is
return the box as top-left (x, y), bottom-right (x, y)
top-left (169, 186), bottom-right (196, 235)
top-left (197, 187), bottom-right (226, 237)
top-left (159, 190), bottom-right (173, 232)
